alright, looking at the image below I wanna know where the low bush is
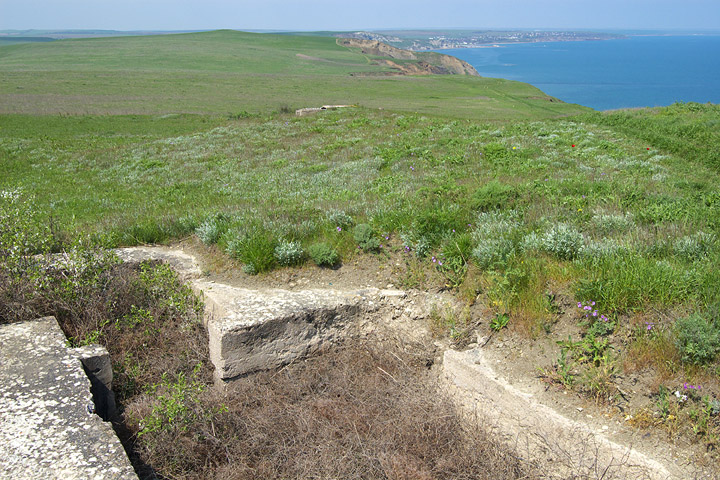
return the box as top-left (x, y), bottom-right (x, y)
top-left (675, 313), bottom-right (720, 365)
top-left (195, 213), bottom-right (229, 245)
top-left (308, 242), bottom-right (339, 267)
top-left (541, 223), bottom-right (584, 260)
top-left (273, 240), bottom-right (305, 266)
top-left (353, 223), bottom-right (380, 252)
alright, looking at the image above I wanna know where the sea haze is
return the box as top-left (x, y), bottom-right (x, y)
top-left (442, 35), bottom-right (720, 111)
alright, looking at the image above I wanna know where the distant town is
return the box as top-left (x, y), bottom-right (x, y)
top-left (334, 30), bottom-right (626, 50)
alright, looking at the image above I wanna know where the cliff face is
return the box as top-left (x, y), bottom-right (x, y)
top-left (338, 38), bottom-right (480, 77)
top-left (337, 38), bottom-right (418, 60)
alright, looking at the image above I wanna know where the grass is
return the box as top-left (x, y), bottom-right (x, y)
top-left (0, 30), bottom-right (588, 118)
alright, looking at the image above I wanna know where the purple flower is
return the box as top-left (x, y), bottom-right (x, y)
top-left (577, 302), bottom-right (582, 308)
top-left (337, 227), bottom-right (342, 232)
top-left (438, 261), bottom-right (443, 266)
top-left (584, 306), bottom-right (591, 311)
top-left (411, 166), bottom-right (415, 171)
top-left (592, 311), bottom-right (598, 317)
top-left (644, 321), bottom-right (655, 331)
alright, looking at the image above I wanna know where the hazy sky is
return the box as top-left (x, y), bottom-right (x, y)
top-left (1, 0), bottom-right (719, 31)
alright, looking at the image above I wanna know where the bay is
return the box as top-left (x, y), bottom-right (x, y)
top-left (442, 35), bottom-right (720, 111)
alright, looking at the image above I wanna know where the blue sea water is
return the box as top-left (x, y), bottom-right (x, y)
top-left (442, 35), bottom-right (720, 111)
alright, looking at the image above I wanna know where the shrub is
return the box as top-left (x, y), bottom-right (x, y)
top-left (226, 230), bottom-right (276, 274)
top-left (353, 223), bottom-right (380, 252)
top-left (590, 212), bottom-right (635, 235)
top-left (400, 231), bottom-right (431, 258)
top-left (673, 231), bottom-right (716, 261)
top-left (325, 209), bottom-right (354, 229)
top-left (472, 238), bottom-right (514, 270)
top-left (195, 214), bottom-right (229, 245)
top-left (274, 240), bottom-right (305, 267)
top-left (541, 224), bottom-right (584, 260)
top-left (309, 242), bottom-right (339, 267)
top-left (472, 210), bottom-right (521, 240)
top-left (675, 313), bottom-right (720, 365)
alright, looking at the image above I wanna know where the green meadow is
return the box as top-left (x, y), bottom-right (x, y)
top-left (3, 29), bottom-right (720, 469)
top-left (0, 30), bottom-right (584, 118)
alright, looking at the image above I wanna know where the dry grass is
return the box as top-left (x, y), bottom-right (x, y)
top-left (127, 339), bottom-right (535, 480)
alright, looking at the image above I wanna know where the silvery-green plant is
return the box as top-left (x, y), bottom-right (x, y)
top-left (541, 223), bottom-right (584, 260)
top-left (472, 210), bottom-right (521, 241)
top-left (472, 238), bottom-right (515, 269)
top-left (590, 212), bottom-right (635, 235)
top-left (325, 209), bottom-right (354, 229)
top-left (400, 231), bottom-right (431, 258)
top-left (274, 240), bottom-right (304, 266)
top-left (579, 239), bottom-right (629, 262)
top-left (673, 231), bottom-right (716, 261)
top-left (520, 231), bottom-right (543, 253)
top-left (195, 214), bottom-right (229, 245)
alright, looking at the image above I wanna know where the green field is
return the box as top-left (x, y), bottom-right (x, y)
top-left (3, 29), bottom-right (720, 472)
top-left (0, 30), bottom-right (586, 118)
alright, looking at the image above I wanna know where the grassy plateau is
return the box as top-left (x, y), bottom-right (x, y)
top-left (2, 29), bottom-right (720, 478)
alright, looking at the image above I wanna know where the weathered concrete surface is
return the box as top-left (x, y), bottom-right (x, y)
top-left (199, 281), bottom-right (382, 380)
top-left (442, 348), bottom-right (682, 480)
top-left (0, 317), bottom-right (137, 480)
top-left (72, 344), bottom-right (116, 421)
top-left (116, 246), bottom-right (409, 381)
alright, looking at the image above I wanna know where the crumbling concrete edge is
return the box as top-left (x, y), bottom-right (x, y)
top-left (441, 348), bottom-right (681, 480)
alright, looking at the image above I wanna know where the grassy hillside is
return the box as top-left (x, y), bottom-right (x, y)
top-left (3, 28), bottom-right (720, 477)
top-left (0, 30), bottom-right (587, 119)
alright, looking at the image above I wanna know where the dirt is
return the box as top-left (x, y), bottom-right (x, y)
top-left (160, 239), bottom-right (719, 478)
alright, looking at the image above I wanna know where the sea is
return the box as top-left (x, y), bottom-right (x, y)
top-left (441, 34), bottom-right (720, 111)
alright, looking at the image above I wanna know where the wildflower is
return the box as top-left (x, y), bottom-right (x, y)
top-left (336, 227), bottom-right (342, 232)
top-left (644, 321), bottom-right (655, 331)
top-left (592, 311), bottom-right (598, 317)
top-left (452, 229), bottom-right (455, 233)
top-left (572, 144), bottom-right (576, 147)
top-left (411, 166), bottom-right (415, 171)
top-left (577, 302), bottom-right (582, 308)
top-left (438, 261), bottom-right (443, 266)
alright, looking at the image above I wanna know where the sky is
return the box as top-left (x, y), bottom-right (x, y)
top-left (1, 0), bottom-right (719, 32)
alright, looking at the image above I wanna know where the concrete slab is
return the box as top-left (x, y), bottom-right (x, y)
top-left (442, 348), bottom-right (679, 479)
top-left (0, 317), bottom-right (137, 480)
top-left (198, 282), bottom-right (380, 380)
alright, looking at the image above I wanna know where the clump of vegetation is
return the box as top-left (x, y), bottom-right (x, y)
top-left (353, 223), bottom-right (380, 252)
top-left (308, 242), bottom-right (339, 267)
top-left (195, 213), bottom-right (229, 245)
top-left (226, 229), bottom-right (277, 274)
top-left (675, 313), bottom-right (720, 365)
top-left (540, 223), bottom-right (584, 260)
top-left (273, 240), bottom-right (305, 266)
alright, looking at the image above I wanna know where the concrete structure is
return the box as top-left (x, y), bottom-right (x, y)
top-left (0, 317), bottom-right (137, 480)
